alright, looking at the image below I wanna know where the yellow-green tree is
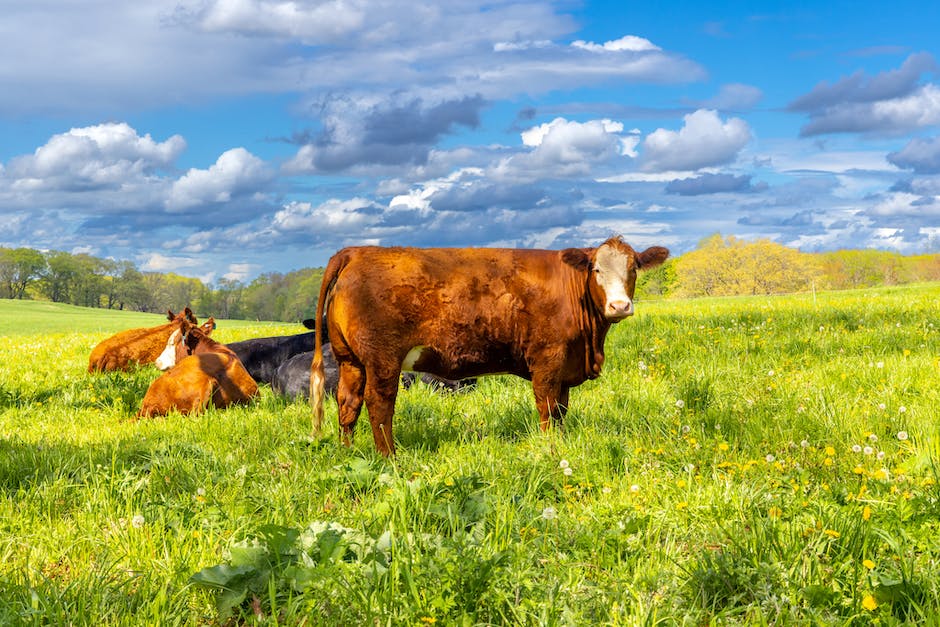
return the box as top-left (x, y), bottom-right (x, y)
top-left (673, 234), bottom-right (818, 297)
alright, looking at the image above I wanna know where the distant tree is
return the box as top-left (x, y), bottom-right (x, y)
top-left (112, 262), bottom-right (149, 311)
top-left (0, 247), bottom-right (46, 299)
top-left (673, 234), bottom-right (818, 297)
top-left (636, 258), bottom-right (676, 299)
top-left (39, 251), bottom-right (82, 303)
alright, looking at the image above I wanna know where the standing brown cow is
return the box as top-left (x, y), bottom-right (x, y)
top-left (137, 318), bottom-right (258, 418)
top-left (88, 308), bottom-right (198, 372)
top-left (310, 237), bottom-right (668, 455)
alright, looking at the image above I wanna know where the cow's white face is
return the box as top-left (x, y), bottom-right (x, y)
top-left (593, 242), bottom-right (636, 321)
top-left (155, 329), bottom-right (180, 370)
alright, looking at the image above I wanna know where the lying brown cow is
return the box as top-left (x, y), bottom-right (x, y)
top-left (137, 318), bottom-right (258, 418)
top-left (310, 236), bottom-right (668, 455)
top-left (88, 308), bottom-right (198, 372)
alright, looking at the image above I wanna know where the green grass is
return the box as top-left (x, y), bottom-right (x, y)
top-left (1, 285), bottom-right (939, 625)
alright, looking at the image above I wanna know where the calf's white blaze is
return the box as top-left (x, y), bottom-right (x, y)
top-left (594, 244), bottom-right (634, 318)
top-left (155, 329), bottom-right (180, 371)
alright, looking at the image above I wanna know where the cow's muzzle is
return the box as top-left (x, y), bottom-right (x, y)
top-left (605, 300), bottom-right (634, 320)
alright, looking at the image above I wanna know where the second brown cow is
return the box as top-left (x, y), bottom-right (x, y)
top-left (310, 236), bottom-right (668, 455)
top-left (88, 308), bottom-right (198, 372)
top-left (137, 318), bottom-right (258, 418)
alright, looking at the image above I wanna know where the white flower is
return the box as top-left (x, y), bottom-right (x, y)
top-left (131, 515), bottom-right (145, 529)
top-left (675, 399), bottom-right (685, 409)
top-left (767, 370), bottom-right (775, 377)
top-left (682, 424), bottom-right (691, 434)
top-left (897, 431), bottom-right (909, 441)
top-left (765, 454), bottom-right (775, 463)
top-left (630, 484), bottom-right (640, 493)
top-left (899, 406), bottom-right (907, 414)
top-left (876, 361), bottom-right (884, 369)
top-left (878, 403), bottom-right (886, 411)
top-left (559, 459), bottom-right (569, 470)
top-left (852, 444), bottom-right (862, 453)
top-left (863, 446), bottom-right (874, 455)
top-left (541, 506), bottom-right (557, 520)
top-left (563, 467), bottom-right (573, 476)
top-left (602, 486), bottom-right (612, 494)
top-left (877, 451), bottom-right (886, 460)
top-left (800, 439), bottom-right (810, 449)
top-left (196, 487), bottom-right (206, 497)
top-left (869, 434), bottom-right (878, 442)
top-left (638, 361), bottom-right (648, 372)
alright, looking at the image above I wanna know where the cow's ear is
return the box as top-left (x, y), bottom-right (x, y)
top-left (167, 309), bottom-right (176, 321)
top-left (562, 248), bottom-right (591, 271)
top-left (637, 246), bottom-right (669, 269)
top-left (302, 318), bottom-right (315, 329)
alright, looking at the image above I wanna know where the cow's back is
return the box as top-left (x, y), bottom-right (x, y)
top-left (329, 246), bottom-right (580, 379)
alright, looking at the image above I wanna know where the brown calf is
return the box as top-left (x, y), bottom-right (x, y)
top-left (88, 308), bottom-right (198, 372)
top-left (137, 318), bottom-right (258, 418)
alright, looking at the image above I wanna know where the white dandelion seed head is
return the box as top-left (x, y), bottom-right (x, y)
top-left (897, 431), bottom-right (909, 441)
top-left (878, 403), bottom-right (887, 411)
top-left (863, 446), bottom-right (874, 455)
top-left (869, 434), bottom-right (878, 442)
top-left (675, 399), bottom-right (685, 409)
top-left (765, 454), bottom-right (775, 463)
top-left (131, 515), bottom-right (145, 529)
top-left (899, 406), bottom-right (907, 414)
top-left (800, 439), bottom-right (810, 448)
top-left (630, 484), bottom-right (640, 493)
top-left (559, 459), bottom-right (569, 469)
top-left (852, 444), bottom-right (862, 453)
top-left (563, 467), bottom-right (573, 476)
top-left (541, 506), bottom-right (557, 520)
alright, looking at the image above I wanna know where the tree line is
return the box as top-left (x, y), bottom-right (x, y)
top-left (2, 238), bottom-right (938, 321)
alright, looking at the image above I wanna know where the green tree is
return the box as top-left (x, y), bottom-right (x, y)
top-left (0, 247), bottom-right (47, 299)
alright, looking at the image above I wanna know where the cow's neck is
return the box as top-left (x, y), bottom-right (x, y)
top-left (579, 278), bottom-right (612, 380)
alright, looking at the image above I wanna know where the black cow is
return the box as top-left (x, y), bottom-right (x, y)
top-left (272, 345), bottom-right (474, 401)
top-left (227, 319), bottom-right (317, 384)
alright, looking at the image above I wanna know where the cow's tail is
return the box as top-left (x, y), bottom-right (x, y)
top-left (310, 250), bottom-right (346, 436)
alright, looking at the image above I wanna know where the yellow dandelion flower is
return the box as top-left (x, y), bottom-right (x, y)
top-left (676, 501), bottom-right (688, 510)
top-left (863, 559), bottom-right (876, 570)
top-left (825, 446), bottom-right (836, 456)
top-left (823, 458), bottom-right (834, 466)
top-left (768, 506), bottom-right (782, 518)
top-left (718, 442), bottom-right (729, 451)
top-left (676, 479), bottom-right (687, 488)
top-left (420, 617), bottom-right (438, 625)
top-left (862, 594), bottom-right (878, 611)
top-left (823, 529), bottom-right (840, 538)
top-left (862, 506), bottom-right (872, 521)
top-left (853, 465), bottom-right (866, 475)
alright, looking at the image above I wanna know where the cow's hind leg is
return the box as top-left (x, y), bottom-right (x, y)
top-left (364, 369), bottom-right (400, 456)
top-left (337, 362), bottom-right (366, 447)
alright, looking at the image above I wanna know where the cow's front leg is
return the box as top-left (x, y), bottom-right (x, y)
top-left (337, 362), bottom-right (366, 447)
top-left (364, 369), bottom-right (400, 456)
top-left (532, 376), bottom-right (568, 430)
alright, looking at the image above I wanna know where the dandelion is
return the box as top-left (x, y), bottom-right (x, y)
top-left (718, 442), bottom-right (729, 452)
top-left (862, 594), bottom-right (878, 611)
top-left (863, 446), bottom-right (873, 455)
top-left (681, 424), bottom-right (691, 434)
top-left (899, 406), bottom-right (907, 414)
top-left (863, 559), bottom-right (876, 570)
top-left (765, 454), bottom-right (775, 463)
top-left (897, 431), bottom-right (909, 441)
top-left (676, 479), bottom-right (687, 489)
top-left (878, 403), bottom-right (886, 411)
top-left (629, 484), bottom-right (640, 493)
top-left (823, 529), bottom-right (840, 539)
top-left (638, 361), bottom-right (648, 372)
top-left (676, 501), bottom-right (688, 511)
top-left (876, 361), bottom-right (884, 369)
top-left (877, 451), bottom-right (886, 460)
top-left (131, 515), bottom-right (145, 529)
top-left (602, 486), bottom-right (612, 495)
top-left (862, 506), bottom-right (872, 521)
top-left (559, 459), bottom-right (569, 470)
top-left (869, 434), bottom-right (878, 442)
top-left (541, 506), bottom-right (557, 520)
top-left (420, 617), bottom-right (438, 625)
top-left (675, 399), bottom-right (685, 409)
top-left (767, 370), bottom-right (775, 376)
top-left (825, 446), bottom-right (836, 456)
top-left (800, 439), bottom-right (810, 449)
top-left (563, 467), bottom-right (573, 477)
top-left (768, 506), bottom-right (782, 518)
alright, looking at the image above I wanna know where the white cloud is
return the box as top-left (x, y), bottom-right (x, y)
top-left (166, 148), bottom-right (272, 211)
top-left (641, 109), bottom-right (751, 172)
top-left (571, 35), bottom-right (661, 53)
top-left (7, 122), bottom-right (185, 191)
top-left (197, 0), bottom-right (364, 42)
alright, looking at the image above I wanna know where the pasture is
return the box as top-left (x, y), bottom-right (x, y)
top-left (0, 285), bottom-right (939, 625)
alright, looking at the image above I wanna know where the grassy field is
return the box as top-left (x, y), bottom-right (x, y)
top-left (0, 285), bottom-right (938, 625)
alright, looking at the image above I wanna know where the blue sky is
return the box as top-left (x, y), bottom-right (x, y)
top-left (2, 1), bottom-right (939, 283)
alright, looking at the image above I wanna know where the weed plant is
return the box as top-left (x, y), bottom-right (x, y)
top-left (0, 284), bottom-right (939, 624)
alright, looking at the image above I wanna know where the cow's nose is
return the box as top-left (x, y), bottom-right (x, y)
top-left (607, 300), bottom-right (634, 318)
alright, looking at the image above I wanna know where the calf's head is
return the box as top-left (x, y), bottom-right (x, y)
top-left (154, 317), bottom-right (216, 370)
top-left (564, 237), bottom-right (669, 322)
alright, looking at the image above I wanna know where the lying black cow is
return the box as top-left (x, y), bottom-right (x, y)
top-left (272, 346), bottom-right (474, 401)
top-left (227, 319), bottom-right (318, 384)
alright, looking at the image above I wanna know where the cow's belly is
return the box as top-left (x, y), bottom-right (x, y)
top-left (402, 344), bottom-right (527, 380)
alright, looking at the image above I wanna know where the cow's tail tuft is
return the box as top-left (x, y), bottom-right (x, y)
top-left (310, 251), bottom-right (345, 436)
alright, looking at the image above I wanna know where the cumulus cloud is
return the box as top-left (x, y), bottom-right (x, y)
top-left (166, 148), bottom-right (273, 211)
top-left (665, 173), bottom-right (766, 195)
top-left (887, 135), bottom-right (940, 173)
top-left (571, 35), bottom-right (660, 53)
top-left (789, 52), bottom-right (940, 136)
top-left (6, 122), bottom-right (184, 191)
top-left (493, 117), bottom-right (633, 181)
top-left (641, 109), bottom-right (751, 172)
top-left (194, 0), bottom-right (364, 43)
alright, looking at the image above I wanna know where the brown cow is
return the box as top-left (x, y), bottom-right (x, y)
top-left (137, 318), bottom-right (258, 418)
top-left (310, 236), bottom-right (669, 455)
top-left (88, 308), bottom-right (198, 372)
